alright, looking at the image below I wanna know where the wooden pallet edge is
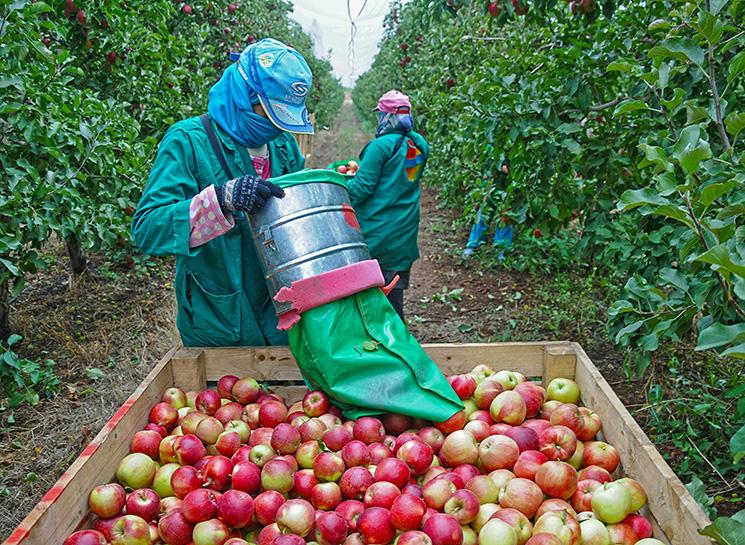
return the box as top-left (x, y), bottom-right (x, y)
top-left (571, 342), bottom-right (713, 545)
top-left (2, 347), bottom-right (179, 545)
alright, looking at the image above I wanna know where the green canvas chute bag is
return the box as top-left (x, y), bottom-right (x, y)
top-left (247, 169), bottom-right (462, 421)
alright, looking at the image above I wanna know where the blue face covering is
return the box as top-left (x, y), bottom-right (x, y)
top-left (376, 111), bottom-right (414, 137)
top-left (208, 64), bottom-right (282, 148)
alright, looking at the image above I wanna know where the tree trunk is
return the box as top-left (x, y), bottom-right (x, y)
top-left (0, 280), bottom-right (10, 342)
top-left (66, 234), bottom-right (87, 276)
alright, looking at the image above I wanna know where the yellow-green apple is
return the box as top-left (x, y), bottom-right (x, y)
top-left (465, 475), bottom-right (499, 504)
top-left (297, 440), bottom-right (322, 469)
top-left (546, 379), bottom-right (581, 404)
top-left (490, 391), bottom-right (527, 425)
top-left (615, 478), bottom-right (647, 512)
top-left (591, 483), bottom-right (631, 524)
top-left (261, 458), bottom-right (294, 493)
top-left (579, 518), bottom-right (610, 545)
top-left (422, 477), bottom-right (457, 510)
top-left (492, 371), bottom-right (522, 391)
top-left (490, 508), bottom-right (533, 544)
top-left (471, 503), bottom-right (501, 532)
top-left (116, 453), bottom-right (157, 490)
top-left (470, 364), bottom-right (495, 384)
top-left (567, 440), bottom-right (584, 470)
top-left (277, 499), bottom-right (316, 537)
top-left (196, 417), bottom-right (224, 444)
top-left (110, 515), bottom-right (150, 545)
top-left (532, 510), bottom-right (581, 545)
top-left (478, 519), bottom-right (517, 545)
top-left (193, 518), bottom-right (230, 545)
top-left (88, 483), bottom-right (126, 519)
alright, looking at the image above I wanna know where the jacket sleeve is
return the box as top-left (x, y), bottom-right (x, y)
top-left (132, 127), bottom-right (205, 257)
top-left (347, 141), bottom-right (386, 205)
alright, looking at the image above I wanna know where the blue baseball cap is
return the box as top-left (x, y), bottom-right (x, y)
top-left (236, 38), bottom-right (314, 135)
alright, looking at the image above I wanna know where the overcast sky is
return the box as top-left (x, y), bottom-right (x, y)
top-left (290, 0), bottom-right (393, 87)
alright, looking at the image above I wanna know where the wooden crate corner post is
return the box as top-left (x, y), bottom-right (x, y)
top-left (542, 342), bottom-right (577, 386)
top-left (170, 347), bottom-right (207, 392)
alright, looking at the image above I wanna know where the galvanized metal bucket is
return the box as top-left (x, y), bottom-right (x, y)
top-left (248, 182), bottom-right (371, 315)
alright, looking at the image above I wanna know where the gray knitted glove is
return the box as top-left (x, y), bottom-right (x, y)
top-left (215, 174), bottom-right (285, 214)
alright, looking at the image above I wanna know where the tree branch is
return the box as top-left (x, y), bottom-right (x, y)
top-left (706, 0), bottom-right (731, 152)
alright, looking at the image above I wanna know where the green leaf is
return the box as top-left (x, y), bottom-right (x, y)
top-left (658, 63), bottom-right (671, 90)
top-left (725, 112), bottom-right (745, 139)
top-left (722, 343), bottom-right (745, 359)
top-left (695, 321), bottom-right (745, 351)
top-left (617, 188), bottom-right (671, 211)
top-left (649, 38), bottom-right (705, 66)
top-left (694, 244), bottom-right (745, 277)
top-left (7, 334), bottom-right (22, 347)
top-left (696, 11), bottom-right (724, 45)
top-left (686, 477), bottom-right (715, 514)
top-left (607, 61), bottom-right (634, 73)
top-left (614, 99), bottom-right (650, 116)
top-left (85, 368), bottom-right (105, 381)
top-left (699, 516), bottom-right (745, 545)
top-left (660, 267), bottom-right (689, 291)
top-left (729, 51), bottom-right (745, 84)
top-left (79, 123), bottom-right (93, 141)
top-left (679, 141), bottom-right (712, 174)
top-left (0, 258), bottom-right (20, 276)
top-left (708, 0), bottom-right (730, 14)
top-left (700, 182), bottom-right (737, 206)
top-left (0, 76), bottom-right (23, 91)
top-left (561, 139), bottom-right (581, 154)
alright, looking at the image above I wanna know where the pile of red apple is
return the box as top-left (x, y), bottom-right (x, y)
top-left (64, 367), bottom-right (665, 545)
top-left (336, 161), bottom-right (358, 176)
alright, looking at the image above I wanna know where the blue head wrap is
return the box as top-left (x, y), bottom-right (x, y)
top-left (376, 111), bottom-right (414, 137)
top-left (207, 64), bottom-right (282, 148)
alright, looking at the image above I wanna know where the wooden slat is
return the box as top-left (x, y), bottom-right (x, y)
top-left (171, 348), bottom-right (206, 392)
top-left (3, 348), bottom-right (178, 545)
top-left (423, 342), bottom-right (552, 376)
top-left (542, 343), bottom-right (577, 386)
top-left (572, 343), bottom-right (712, 545)
top-left (199, 346), bottom-right (302, 382)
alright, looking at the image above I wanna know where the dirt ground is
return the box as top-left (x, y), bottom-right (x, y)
top-left (0, 101), bottom-right (734, 540)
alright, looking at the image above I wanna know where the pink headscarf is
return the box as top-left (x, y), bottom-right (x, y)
top-left (375, 90), bottom-right (411, 114)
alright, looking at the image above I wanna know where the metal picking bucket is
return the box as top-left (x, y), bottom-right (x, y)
top-left (248, 182), bottom-right (371, 315)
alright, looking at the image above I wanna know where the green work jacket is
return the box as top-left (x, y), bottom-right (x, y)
top-left (347, 131), bottom-right (429, 271)
top-left (132, 116), bottom-right (304, 347)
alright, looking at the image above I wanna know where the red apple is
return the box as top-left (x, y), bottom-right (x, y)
top-left (577, 407), bottom-right (601, 441)
top-left (270, 423), bottom-right (301, 454)
top-left (582, 442), bottom-right (619, 473)
top-left (434, 411), bottom-right (467, 434)
top-left (447, 374), bottom-right (477, 400)
top-left (513, 450), bottom-right (548, 480)
top-left (243, 403), bottom-right (261, 429)
top-left (423, 466), bottom-right (448, 484)
top-left (417, 427), bottom-right (445, 453)
top-left (340, 466), bottom-right (375, 500)
top-left (453, 464), bottom-right (481, 484)
top-left (215, 402), bottom-right (243, 426)
top-left (145, 423), bottom-right (168, 437)
top-left (539, 401), bottom-right (563, 421)
top-left (499, 478), bottom-right (543, 518)
top-left (549, 404), bottom-right (585, 436)
top-left (260, 400), bottom-right (288, 428)
top-left (183, 488), bottom-right (219, 523)
top-left (258, 524), bottom-right (282, 545)
top-left (149, 402), bottom-right (178, 431)
top-left (125, 488), bottom-right (159, 522)
top-left (342, 440), bottom-right (372, 467)
top-left (303, 390), bottom-right (330, 417)
top-left (375, 457), bottom-right (410, 488)
top-left (535, 498), bottom-right (577, 520)
top-left (171, 465), bottom-right (203, 498)
top-left (160, 496), bottom-right (183, 516)
top-left (63, 530), bottom-right (107, 545)
top-left (324, 425), bottom-right (353, 451)
top-left (607, 522), bottom-right (638, 544)
top-left (490, 391), bottom-right (526, 425)
top-left (274, 537), bottom-right (304, 545)
top-left (534, 461), bottom-right (578, 500)
top-left (316, 511), bottom-right (349, 545)
top-left (468, 410), bottom-right (493, 424)
top-left (312, 481), bottom-right (344, 510)
top-left (110, 515), bottom-right (150, 545)
top-left (157, 511), bottom-right (193, 545)
top-left (396, 531), bottom-right (432, 545)
top-left (382, 413), bottom-right (412, 435)
top-left (624, 513), bottom-right (652, 539)
top-left (88, 483), bottom-right (126, 519)
top-left (577, 465), bottom-right (612, 485)
top-left (320, 414), bottom-right (343, 429)
top-left (196, 390), bottom-right (221, 416)
top-left (337, 499), bottom-right (365, 532)
top-left (478, 435), bottom-right (519, 471)
top-left (276, 499), bottom-right (316, 537)
top-left (255, 490), bottom-right (286, 525)
top-left (217, 375), bottom-right (239, 400)
top-left (437, 472), bottom-right (465, 490)
top-left (397, 439), bottom-right (434, 476)
top-left (192, 518), bottom-right (230, 545)
top-left (203, 456), bottom-right (233, 491)
top-left (422, 514), bottom-right (463, 545)
top-left (182, 412), bottom-right (206, 435)
top-left (300, 418), bottom-right (328, 442)
top-left (217, 489), bottom-right (254, 528)
top-left (473, 380), bottom-right (504, 410)
top-left (353, 417), bottom-right (386, 444)
top-left (423, 477), bottom-right (457, 510)
top-left (131, 430), bottom-right (162, 459)
top-left (226, 462), bottom-right (259, 495)
top-left (262, 458), bottom-right (294, 493)
top-left (231, 377), bottom-right (260, 404)
top-left (364, 481), bottom-right (401, 509)
top-left (532, 511), bottom-right (581, 545)
top-left (489, 423), bottom-right (511, 435)
top-left (315, 452), bottom-right (346, 482)
top-left (504, 426), bottom-right (539, 453)
top-left (443, 489), bottom-right (479, 524)
top-left (393, 432), bottom-right (419, 454)
top-left (462, 421), bottom-right (491, 442)
top-left (215, 430), bottom-right (241, 456)
top-left (571, 479), bottom-right (601, 512)
top-left (172, 433), bottom-right (206, 466)
top-left (513, 382), bottom-right (546, 418)
top-left (389, 493), bottom-right (426, 530)
top-left (357, 507), bottom-right (395, 545)
top-left (522, 419), bottom-right (551, 435)
top-left (294, 468), bottom-right (320, 499)
top-left (538, 426), bottom-right (577, 461)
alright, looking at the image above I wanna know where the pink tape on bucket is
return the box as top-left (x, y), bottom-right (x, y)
top-left (274, 260), bottom-right (384, 330)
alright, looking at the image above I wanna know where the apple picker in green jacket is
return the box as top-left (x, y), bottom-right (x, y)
top-left (132, 38), bottom-right (312, 347)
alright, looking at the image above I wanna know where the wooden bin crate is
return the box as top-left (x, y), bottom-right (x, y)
top-left (3, 342), bottom-right (713, 545)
